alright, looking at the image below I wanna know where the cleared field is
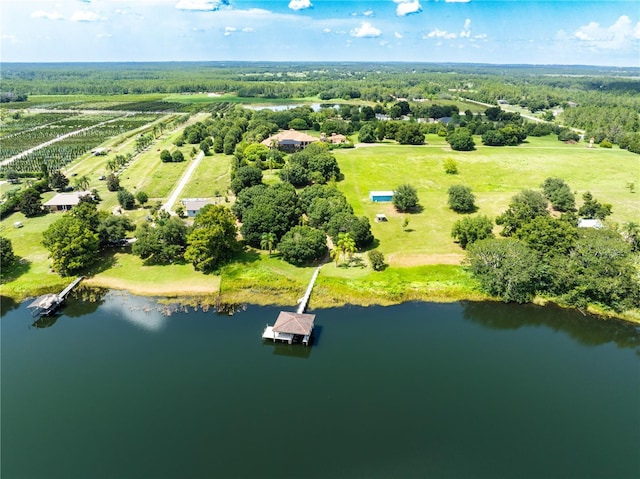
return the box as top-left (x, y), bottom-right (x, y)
top-left (334, 134), bottom-right (640, 265)
top-left (179, 153), bottom-right (231, 199)
top-left (0, 211), bottom-right (69, 298)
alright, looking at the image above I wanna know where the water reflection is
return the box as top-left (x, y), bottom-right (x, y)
top-left (461, 301), bottom-right (640, 352)
top-left (0, 295), bottom-right (19, 318)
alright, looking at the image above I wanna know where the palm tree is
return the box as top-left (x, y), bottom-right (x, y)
top-left (330, 247), bottom-right (341, 267)
top-left (260, 232), bottom-right (277, 256)
top-left (74, 175), bottom-right (90, 191)
top-left (336, 232), bottom-right (356, 265)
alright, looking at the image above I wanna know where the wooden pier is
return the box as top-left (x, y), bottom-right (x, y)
top-left (27, 276), bottom-right (84, 317)
top-left (262, 266), bottom-right (321, 346)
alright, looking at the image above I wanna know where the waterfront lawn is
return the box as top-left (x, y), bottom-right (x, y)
top-left (84, 252), bottom-right (221, 298)
top-left (0, 212), bottom-right (68, 298)
top-left (333, 135), bottom-right (640, 265)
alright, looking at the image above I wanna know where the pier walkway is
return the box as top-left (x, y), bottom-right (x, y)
top-left (263, 266), bottom-right (322, 346)
top-left (28, 276), bottom-right (84, 317)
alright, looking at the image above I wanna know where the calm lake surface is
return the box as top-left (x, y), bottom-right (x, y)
top-left (2, 291), bottom-right (639, 479)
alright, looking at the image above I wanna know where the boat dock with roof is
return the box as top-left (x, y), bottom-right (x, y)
top-left (262, 266), bottom-right (321, 346)
top-left (27, 276), bottom-right (84, 317)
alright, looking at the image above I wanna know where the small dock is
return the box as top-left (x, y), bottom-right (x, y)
top-left (27, 276), bottom-right (84, 317)
top-left (262, 266), bottom-right (321, 346)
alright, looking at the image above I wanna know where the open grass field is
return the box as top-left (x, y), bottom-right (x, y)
top-left (180, 152), bottom-right (231, 199)
top-left (334, 135), bottom-right (640, 265)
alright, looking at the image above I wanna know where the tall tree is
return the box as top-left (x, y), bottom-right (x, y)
top-left (42, 215), bottom-right (100, 275)
top-left (496, 189), bottom-right (548, 236)
top-left (448, 185), bottom-right (477, 213)
top-left (392, 184), bottom-right (420, 213)
top-left (0, 236), bottom-right (15, 266)
top-left (184, 205), bottom-right (238, 272)
top-left (467, 238), bottom-right (541, 303)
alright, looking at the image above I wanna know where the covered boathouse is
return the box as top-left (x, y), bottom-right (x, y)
top-left (263, 311), bottom-right (315, 346)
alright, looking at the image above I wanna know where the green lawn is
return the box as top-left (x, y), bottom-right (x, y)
top-left (334, 135), bottom-right (640, 264)
top-left (0, 212), bottom-right (69, 298)
top-left (180, 153), bottom-right (232, 199)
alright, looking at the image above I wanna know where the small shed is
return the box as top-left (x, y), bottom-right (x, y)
top-left (375, 214), bottom-right (388, 222)
top-left (369, 190), bottom-right (395, 202)
top-left (578, 218), bottom-right (604, 229)
top-left (181, 199), bottom-right (214, 217)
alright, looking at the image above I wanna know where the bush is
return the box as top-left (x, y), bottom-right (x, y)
top-left (448, 185), bottom-right (476, 213)
top-left (451, 215), bottom-right (494, 249)
top-left (106, 173), bottom-right (120, 192)
top-left (117, 189), bottom-right (135, 210)
top-left (443, 158), bottom-right (458, 174)
top-left (160, 150), bottom-right (172, 162)
top-left (392, 184), bottom-right (420, 212)
top-left (599, 139), bottom-right (613, 148)
top-left (172, 150), bottom-right (185, 162)
top-left (368, 249), bottom-right (386, 271)
top-left (135, 191), bottom-right (149, 206)
top-left (447, 128), bottom-right (475, 151)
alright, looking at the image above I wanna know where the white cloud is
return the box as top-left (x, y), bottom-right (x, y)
top-left (97, 33), bottom-right (112, 38)
top-left (242, 27), bottom-right (254, 32)
top-left (395, 32), bottom-right (403, 39)
top-left (323, 28), bottom-right (332, 33)
top-left (224, 26), bottom-right (236, 36)
top-left (460, 18), bottom-right (471, 38)
top-left (288, 0), bottom-right (312, 11)
top-left (445, 0), bottom-right (471, 3)
top-left (175, 0), bottom-right (229, 11)
top-left (394, 0), bottom-right (422, 17)
top-left (425, 28), bottom-right (457, 40)
top-left (71, 11), bottom-right (107, 22)
top-left (364, 10), bottom-right (374, 17)
top-left (574, 15), bottom-right (640, 49)
top-left (31, 11), bottom-right (64, 20)
top-left (350, 22), bottom-right (381, 38)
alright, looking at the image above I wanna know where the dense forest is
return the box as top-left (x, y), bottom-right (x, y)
top-left (2, 62), bottom-right (639, 151)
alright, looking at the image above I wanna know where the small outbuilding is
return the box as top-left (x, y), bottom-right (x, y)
top-left (369, 190), bottom-right (395, 202)
top-left (375, 214), bottom-right (388, 222)
top-left (181, 198), bottom-right (215, 218)
top-left (262, 311), bottom-right (315, 345)
top-left (578, 218), bottom-right (604, 229)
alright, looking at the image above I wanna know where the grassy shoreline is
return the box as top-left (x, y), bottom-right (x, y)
top-left (3, 253), bottom-right (639, 325)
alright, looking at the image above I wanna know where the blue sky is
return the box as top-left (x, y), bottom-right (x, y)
top-left (1, 0), bottom-right (639, 66)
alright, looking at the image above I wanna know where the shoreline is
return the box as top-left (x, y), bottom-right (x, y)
top-left (7, 273), bottom-right (634, 325)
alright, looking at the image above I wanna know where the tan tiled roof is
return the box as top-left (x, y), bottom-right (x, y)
top-left (273, 311), bottom-right (315, 335)
top-left (261, 129), bottom-right (318, 146)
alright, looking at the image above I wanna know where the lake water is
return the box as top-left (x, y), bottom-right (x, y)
top-left (2, 291), bottom-right (639, 479)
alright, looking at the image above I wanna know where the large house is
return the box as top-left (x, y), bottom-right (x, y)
top-left (44, 191), bottom-right (93, 212)
top-left (261, 129), bottom-right (318, 152)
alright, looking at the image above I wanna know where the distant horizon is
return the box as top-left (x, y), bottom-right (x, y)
top-left (1, 60), bottom-right (638, 70)
top-left (2, 1), bottom-right (638, 68)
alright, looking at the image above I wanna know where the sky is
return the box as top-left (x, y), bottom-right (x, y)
top-left (1, 0), bottom-right (639, 66)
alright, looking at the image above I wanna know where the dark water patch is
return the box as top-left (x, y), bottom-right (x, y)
top-left (1, 294), bottom-right (638, 479)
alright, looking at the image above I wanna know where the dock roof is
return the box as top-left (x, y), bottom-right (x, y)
top-left (273, 311), bottom-right (315, 336)
top-left (28, 294), bottom-right (59, 310)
